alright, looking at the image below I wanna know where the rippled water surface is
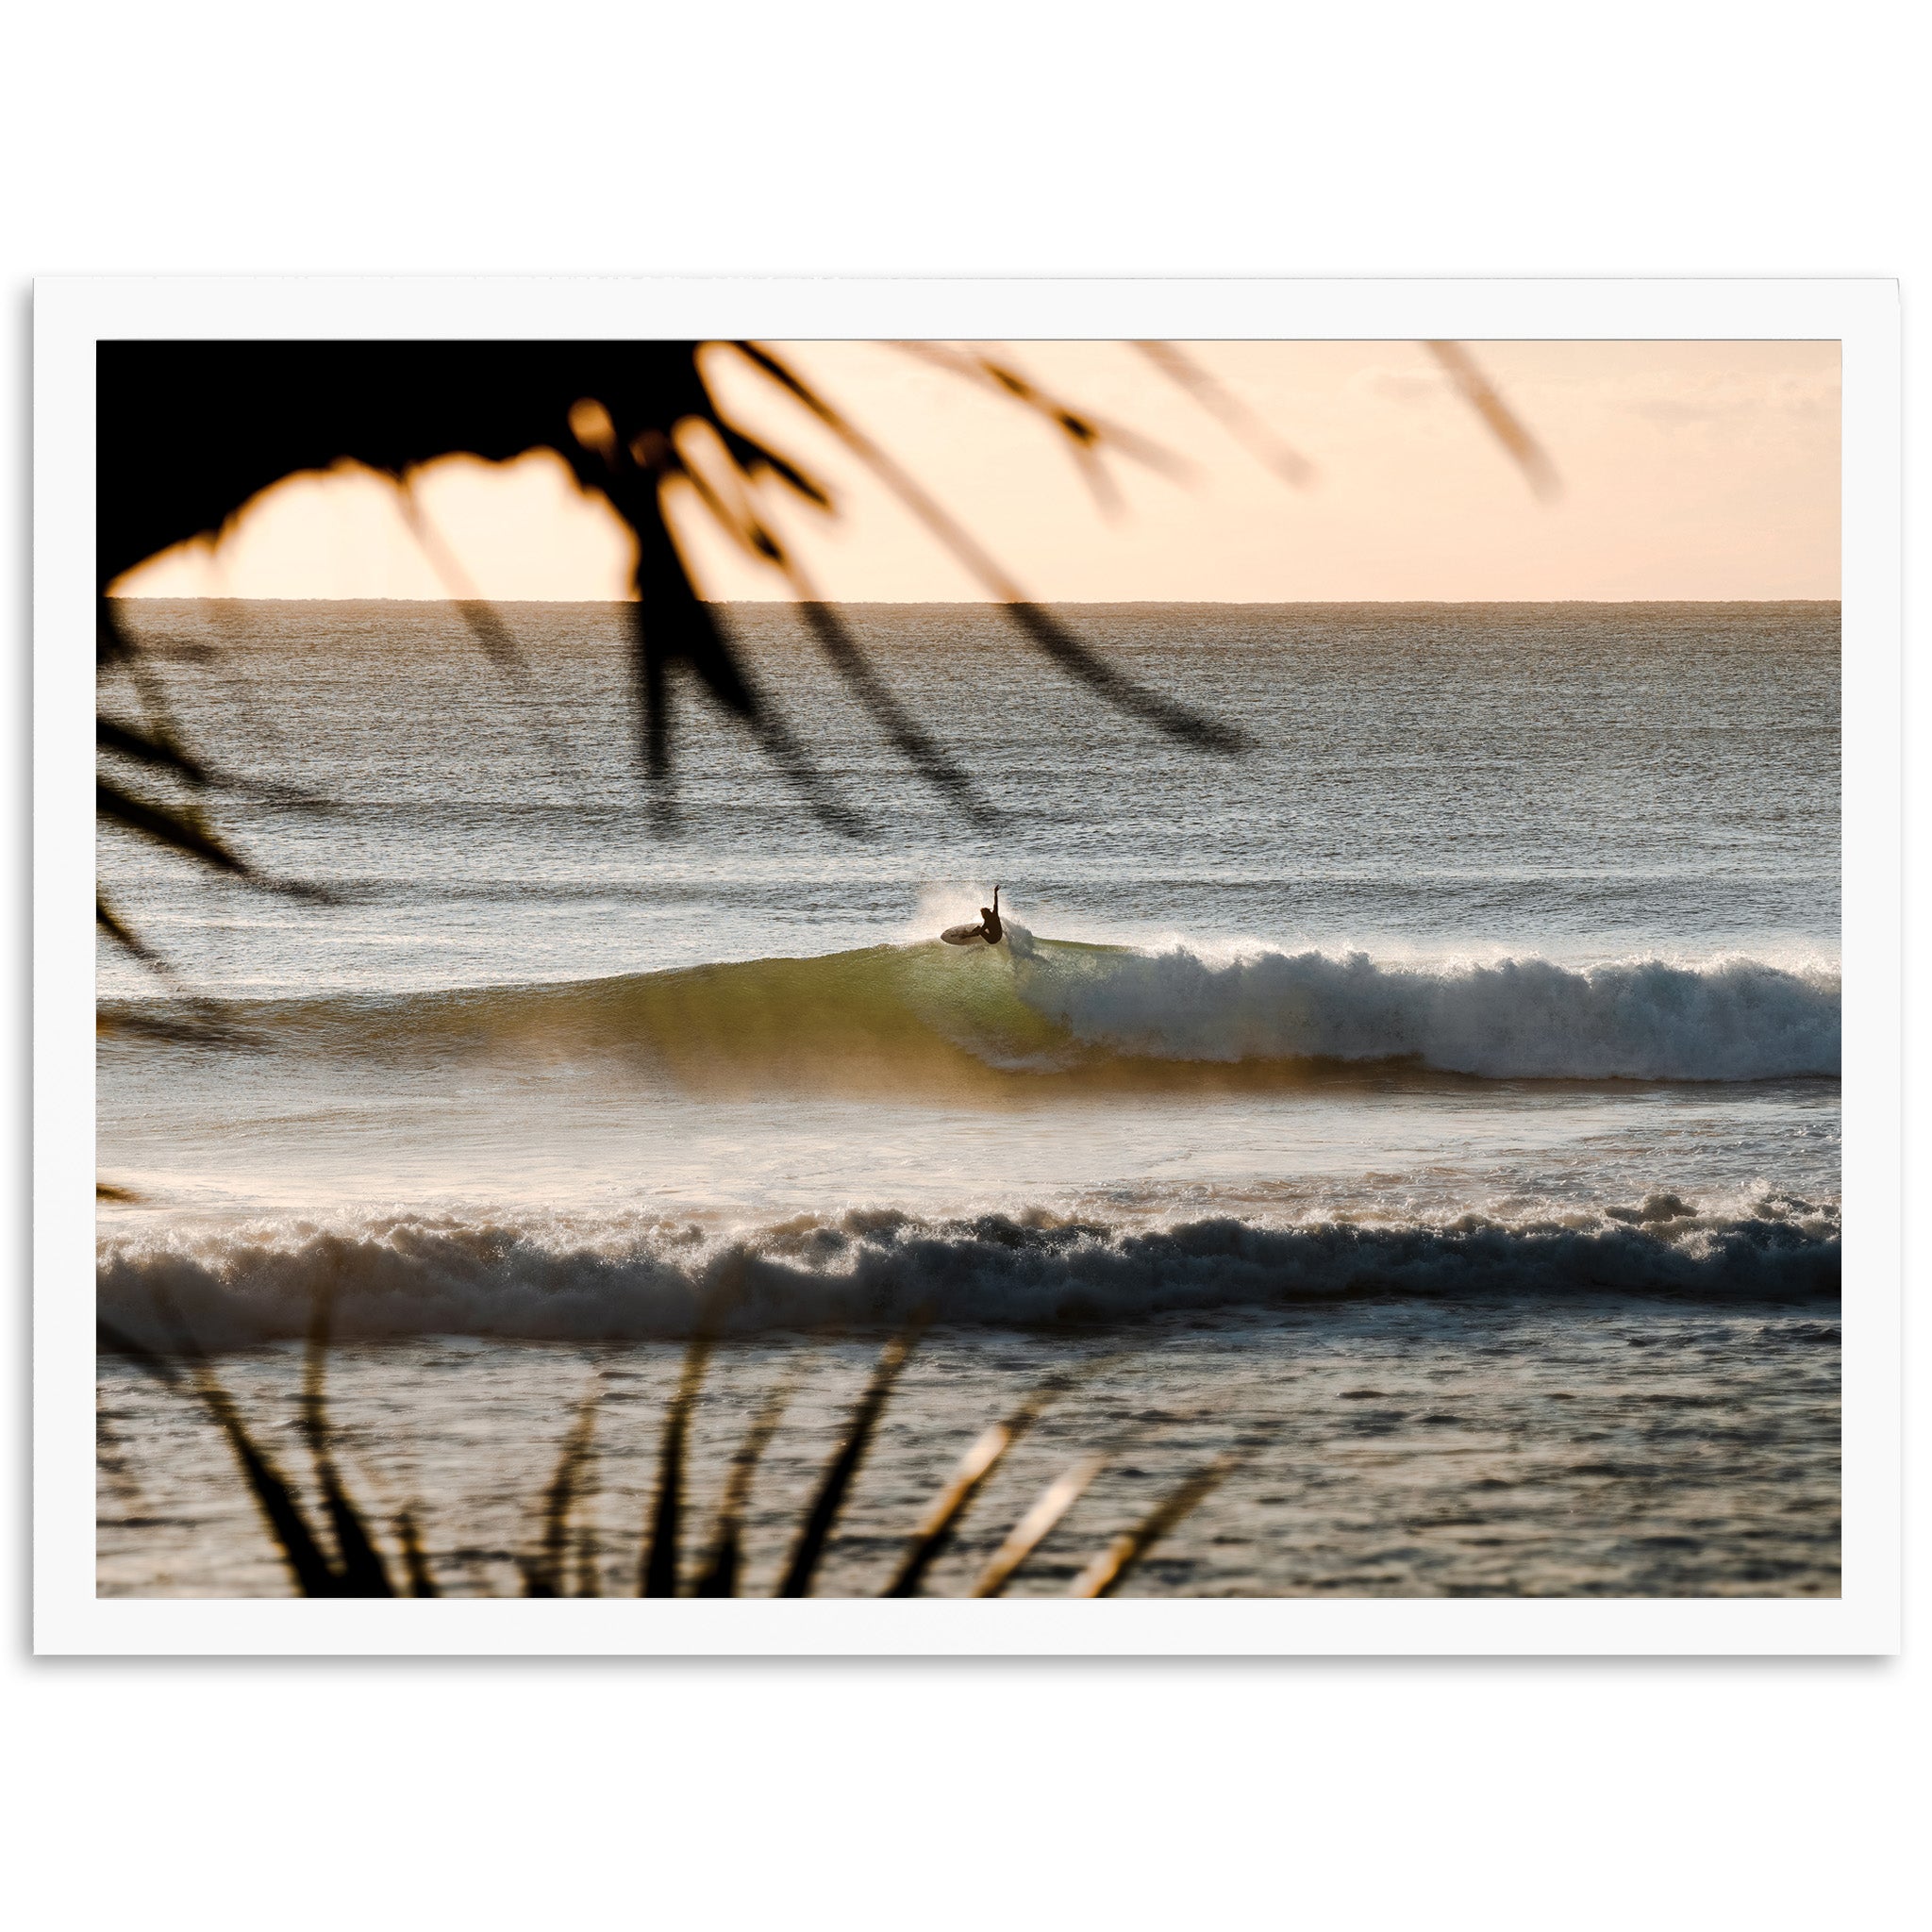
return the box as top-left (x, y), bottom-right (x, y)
top-left (97, 1309), bottom-right (1842, 1599)
top-left (96, 601), bottom-right (1841, 1597)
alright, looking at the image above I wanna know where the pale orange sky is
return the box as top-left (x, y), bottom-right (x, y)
top-left (115, 341), bottom-right (1841, 602)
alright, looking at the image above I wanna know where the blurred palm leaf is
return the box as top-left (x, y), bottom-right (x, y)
top-left (891, 340), bottom-right (1192, 514)
top-left (640, 1330), bottom-right (713, 1597)
top-left (881, 1357), bottom-right (1117, 1597)
top-left (1133, 340), bottom-right (1316, 487)
top-left (1067, 1452), bottom-right (1245, 1598)
top-left (969, 1452), bottom-right (1108, 1598)
top-left (97, 1311), bottom-right (342, 1597)
top-left (693, 1367), bottom-right (800, 1598)
top-left (98, 336), bottom-right (1557, 991)
top-left (523, 1375), bottom-right (602, 1598)
top-left (777, 1321), bottom-right (924, 1598)
top-left (300, 1288), bottom-right (395, 1597)
top-left (1423, 341), bottom-right (1561, 499)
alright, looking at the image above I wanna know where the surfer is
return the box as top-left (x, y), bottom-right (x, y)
top-left (941, 885), bottom-right (1005, 947)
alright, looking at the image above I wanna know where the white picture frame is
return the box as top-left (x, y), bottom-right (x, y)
top-left (37, 275), bottom-right (1900, 1656)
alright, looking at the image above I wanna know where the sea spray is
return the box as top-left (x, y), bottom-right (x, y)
top-left (1008, 938), bottom-right (1840, 1081)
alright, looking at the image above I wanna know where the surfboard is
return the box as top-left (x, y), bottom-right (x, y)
top-left (941, 923), bottom-right (989, 946)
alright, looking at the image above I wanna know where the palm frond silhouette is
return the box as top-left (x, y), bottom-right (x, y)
top-left (93, 336), bottom-right (1553, 1074)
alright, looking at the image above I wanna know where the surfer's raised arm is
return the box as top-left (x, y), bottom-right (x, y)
top-left (982, 885), bottom-right (1004, 945)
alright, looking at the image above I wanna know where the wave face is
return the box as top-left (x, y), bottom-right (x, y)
top-left (191, 928), bottom-right (1841, 1091)
top-left (98, 1194), bottom-right (1840, 1349)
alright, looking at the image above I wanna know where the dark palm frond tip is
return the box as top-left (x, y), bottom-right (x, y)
top-left (392, 482), bottom-right (592, 795)
top-left (100, 641), bottom-right (338, 812)
top-left (888, 340), bottom-right (1193, 516)
top-left (881, 1358), bottom-right (1108, 1598)
top-left (98, 622), bottom-right (340, 900)
top-left (95, 895), bottom-right (161, 970)
top-left (97, 774), bottom-right (338, 906)
top-left (96, 713), bottom-right (211, 785)
top-left (1067, 1450), bottom-right (1248, 1599)
top-left (882, 1416), bottom-right (1016, 1599)
top-left (99, 896), bottom-right (248, 1048)
top-left (102, 700), bottom-right (339, 813)
top-left (669, 415), bottom-right (991, 827)
top-left (692, 1369), bottom-right (799, 1598)
top-left (1003, 602), bottom-right (1247, 751)
top-left (733, 341), bottom-right (1249, 755)
top-left (795, 601), bottom-right (997, 826)
top-left (524, 1375), bottom-right (603, 1598)
top-left (97, 598), bottom-right (326, 986)
top-left (95, 774), bottom-right (249, 880)
top-left (393, 1508), bottom-right (441, 1597)
top-left (300, 1288), bottom-right (396, 1597)
top-left (777, 1315), bottom-right (929, 1599)
top-left (93, 1400), bottom-right (150, 1516)
top-left (640, 1330), bottom-right (714, 1597)
top-left (1132, 341), bottom-right (1317, 488)
top-left (1422, 341), bottom-right (1561, 501)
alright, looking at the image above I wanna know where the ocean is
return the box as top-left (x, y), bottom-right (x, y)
top-left (95, 599), bottom-right (1842, 1598)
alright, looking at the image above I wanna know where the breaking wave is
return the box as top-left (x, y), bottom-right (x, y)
top-left (97, 1192), bottom-right (1840, 1350)
top-left (1009, 935), bottom-right (1839, 1082)
top-left (121, 928), bottom-right (1840, 1091)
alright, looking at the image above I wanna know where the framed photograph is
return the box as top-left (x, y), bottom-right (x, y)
top-left (36, 276), bottom-right (1900, 1653)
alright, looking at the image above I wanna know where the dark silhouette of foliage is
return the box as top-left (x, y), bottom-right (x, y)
top-left (98, 1301), bottom-right (1260, 1601)
top-left (93, 336), bottom-right (1297, 1064)
top-left (93, 334), bottom-right (1550, 1008)
top-left (97, 1307), bottom-right (408, 1598)
top-left (94, 340), bottom-right (1242, 846)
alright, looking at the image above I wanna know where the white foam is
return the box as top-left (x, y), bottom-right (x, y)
top-left (1015, 944), bottom-right (1840, 1081)
top-left (97, 1195), bottom-right (1841, 1350)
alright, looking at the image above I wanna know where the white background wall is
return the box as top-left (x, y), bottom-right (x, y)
top-left (4, 8), bottom-right (1921, 1925)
